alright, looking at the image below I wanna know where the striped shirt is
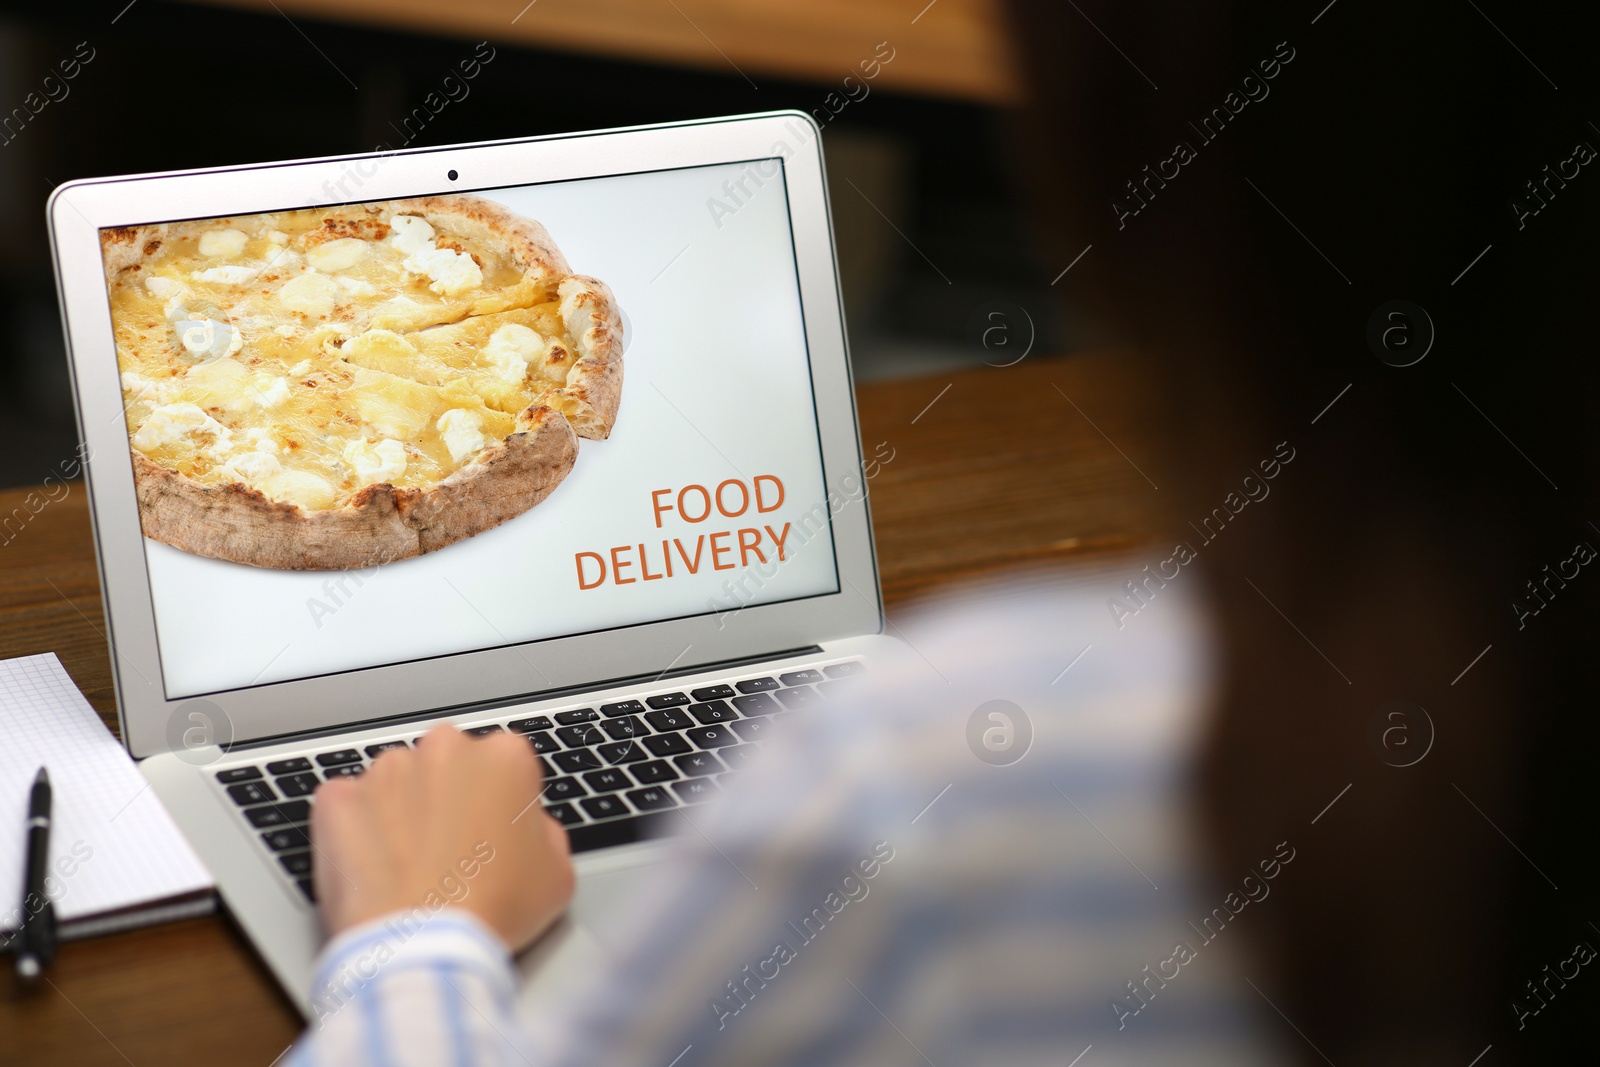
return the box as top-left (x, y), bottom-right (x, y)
top-left (290, 573), bottom-right (1290, 1066)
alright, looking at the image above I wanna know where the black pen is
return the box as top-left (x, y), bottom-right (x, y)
top-left (15, 766), bottom-right (55, 983)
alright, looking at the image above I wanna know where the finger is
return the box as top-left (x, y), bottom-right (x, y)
top-left (485, 728), bottom-right (543, 797)
top-left (358, 756), bottom-right (418, 868)
top-left (310, 776), bottom-right (359, 848)
top-left (416, 724), bottom-right (470, 806)
top-left (541, 808), bottom-right (572, 863)
top-left (415, 721), bottom-right (463, 752)
top-left (311, 778), bottom-right (366, 927)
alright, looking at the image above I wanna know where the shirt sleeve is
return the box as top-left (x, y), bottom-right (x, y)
top-left (287, 907), bottom-right (530, 1067)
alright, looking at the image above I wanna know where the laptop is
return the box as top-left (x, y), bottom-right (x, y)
top-left (46, 111), bottom-right (897, 1016)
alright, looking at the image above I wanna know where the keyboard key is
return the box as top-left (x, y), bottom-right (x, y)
top-left (245, 800), bottom-right (310, 828)
top-left (544, 802), bottom-right (584, 826)
top-left (296, 878), bottom-right (317, 903)
top-left (717, 772), bottom-right (742, 789)
top-left (732, 693), bottom-right (780, 717)
top-left (542, 777), bottom-right (586, 801)
top-left (721, 744), bottom-right (763, 770)
top-left (818, 679), bottom-right (859, 701)
top-left (641, 733), bottom-right (693, 757)
top-left (644, 708), bottom-right (694, 732)
top-left (690, 684), bottom-right (737, 701)
top-left (552, 749), bottom-right (603, 774)
top-left (602, 715), bottom-right (648, 740)
top-left (598, 741), bottom-right (648, 764)
top-left (365, 741), bottom-right (408, 758)
top-left (735, 677), bottom-right (780, 693)
top-left (315, 749), bottom-right (362, 768)
top-left (672, 778), bottom-right (719, 804)
top-left (779, 669), bottom-right (825, 686)
top-left (226, 781), bottom-right (276, 806)
top-left (688, 700), bottom-right (739, 725)
top-left (552, 709), bottom-right (599, 726)
top-left (276, 773), bottom-right (319, 797)
top-left (555, 724), bottom-right (605, 748)
top-left (599, 700), bottom-right (645, 718)
top-left (215, 766), bottom-right (262, 784)
top-left (631, 759), bottom-right (679, 784)
top-left (646, 692), bottom-right (691, 709)
top-left (278, 850), bottom-right (313, 876)
top-left (324, 764), bottom-right (364, 780)
top-left (627, 786), bottom-right (677, 811)
top-left (465, 724), bottom-right (503, 737)
top-left (265, 757), bottom-right (313, 775)
top-left (673, 751), bottom-right (725, 777)
top-left (729, 718), bottom-right (772, 743)
top-left (261, 826), bottom-right (310, 851)
top-left (525, 731), bottom-right (560, 754)
top-left (579, 795), bottom-right (628, 820)
top-left (537, 755), bottom-right (553, 778)
top-left (824, 661), bottom-right (865, 678)
top-left (686, 724), bottom-right (738, 749)
top-left (775, 685), bottom-right (820, 709)
top-left (509, 715), bottom-right (556, 732)
top-left (582, 768), bottom-right (632, 794)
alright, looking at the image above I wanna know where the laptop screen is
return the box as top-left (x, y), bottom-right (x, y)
top-left (99, 160), bottom-right (841, 700)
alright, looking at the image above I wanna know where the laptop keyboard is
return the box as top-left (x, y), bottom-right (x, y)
top-left (213, 661), bottom-right (866, 905)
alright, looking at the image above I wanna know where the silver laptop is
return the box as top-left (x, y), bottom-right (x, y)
top-left (46, 111), bottom-right (897, 1016)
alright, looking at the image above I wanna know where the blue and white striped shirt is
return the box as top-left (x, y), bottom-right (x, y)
top-left (290, 573), bottom-right (1291, 1066)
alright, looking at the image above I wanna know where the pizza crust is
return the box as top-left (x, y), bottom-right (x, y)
top-left (548, 275), bottom-right (625, 439)
top-left (101, 224), bottom-right (169, 274)
top-left (132, 404), bottom-right (577, 570)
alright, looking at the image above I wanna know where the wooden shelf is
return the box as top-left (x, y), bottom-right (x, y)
top-left (181, 0), bottom-right (1021, 103)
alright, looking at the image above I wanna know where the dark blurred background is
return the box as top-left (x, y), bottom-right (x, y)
top-left (0, 0), bottom-right (1068, 489)
top-left (1005, 0), bottom-right (1600, 1063)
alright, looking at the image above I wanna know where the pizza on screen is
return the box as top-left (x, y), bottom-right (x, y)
top-left (102, 194), bottom-right (624, 572)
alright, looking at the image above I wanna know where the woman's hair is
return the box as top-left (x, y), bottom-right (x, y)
top-left (1005, 1), bottom-right (1600, 1059)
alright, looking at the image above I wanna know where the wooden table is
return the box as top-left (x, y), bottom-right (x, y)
top-left (0, 353), bottom-right (1161, 1065)
top-left (187, 0), bottom-right (1021, 103)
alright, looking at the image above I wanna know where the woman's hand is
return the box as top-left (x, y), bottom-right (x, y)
top-left (311, 722), bottom-right (575, 951)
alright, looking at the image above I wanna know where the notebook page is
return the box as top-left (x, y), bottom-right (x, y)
top-left (0, 653), bottom-right (213, 933)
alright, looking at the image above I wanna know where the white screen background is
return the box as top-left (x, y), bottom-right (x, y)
top-left (137, 161), bottom-right (840, 698)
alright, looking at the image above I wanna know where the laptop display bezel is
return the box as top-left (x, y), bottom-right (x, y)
top-left (48, 111), bottom-right (882, 759)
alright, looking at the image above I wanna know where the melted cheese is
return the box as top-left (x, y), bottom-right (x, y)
top-left (133, 402), bottom-right (232, 455)
top-left (307, 238), bottom-right (368, 272)
top-left (482, 323), bottom-right (540, 384)
top-left (277, 272), bottom-right (341, 317)
top-left (193, 264), bottom-right (259, 286)
top-left (199, 229), bottom-right (249, 257)
top-left (174, 318), bottom-right (243, 361)
top-left (437, 409), bottom-right (488, 464)
top-left (344, 437), bottom-right (408, 484)
top-left (404, 246), bottom-right (483, 297)
top-left (107, 205), bottom-right (577, 510)
top-left (388, 215), bottom-right (435, 255)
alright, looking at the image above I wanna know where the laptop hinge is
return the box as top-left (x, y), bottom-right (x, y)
top-left (222, 644), bottom-right (825, 753)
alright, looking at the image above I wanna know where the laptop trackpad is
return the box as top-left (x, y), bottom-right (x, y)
top-left (514, 843), bottom-right (688, 1021)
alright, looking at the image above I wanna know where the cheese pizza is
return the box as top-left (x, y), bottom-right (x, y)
top-left (101, 195), bottom-right (623, 570)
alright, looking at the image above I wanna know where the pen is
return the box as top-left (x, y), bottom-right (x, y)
top-left (15, 766), bottom-right (55, 983)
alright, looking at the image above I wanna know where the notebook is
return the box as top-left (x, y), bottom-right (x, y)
top-left (0, 653), bottom-right (214, 944)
